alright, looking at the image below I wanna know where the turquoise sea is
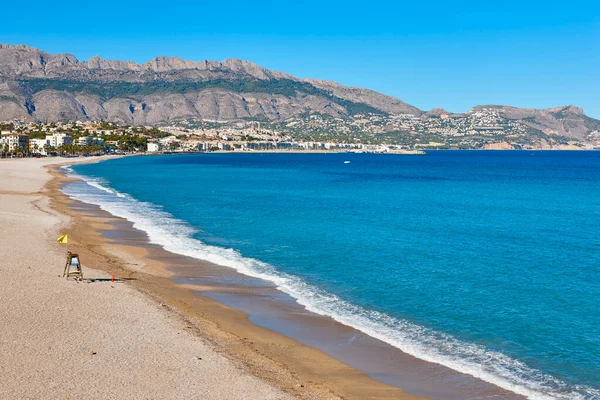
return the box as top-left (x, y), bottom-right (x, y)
top-left (64, 151), bottom-right (600, 399)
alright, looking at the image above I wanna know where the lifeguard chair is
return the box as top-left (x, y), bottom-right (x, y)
top-left (63, 252), bottom-right (84, 281)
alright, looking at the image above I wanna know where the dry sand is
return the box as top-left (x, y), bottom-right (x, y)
top-left (0, 157), bottom-right (291, 399)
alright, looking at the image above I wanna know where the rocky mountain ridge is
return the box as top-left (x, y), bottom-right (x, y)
top-left (0, 44), bottom-right (421, 123)
top-left (0, 44), bottom-right (598, 141)
top-left (0, 44), bottom-right (291, 81)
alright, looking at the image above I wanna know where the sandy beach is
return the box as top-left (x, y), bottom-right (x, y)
top-left (0, 156), bottom-right (431, 399)
top-left (0, 157), bottom-right (294, 400)
top-left (0, 156), bottom-right (525, 400)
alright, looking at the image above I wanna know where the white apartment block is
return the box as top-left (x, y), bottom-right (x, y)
top-left (46, 133), bottom-right (72, 148)
top-left (77, 136), bottom-right (92, 146)
top-left (147, 142), bottom-right (162, 152)
top-left (0, 133), bottom-right (29, 152)
top-left (30, 138), bottom-right (50, 155)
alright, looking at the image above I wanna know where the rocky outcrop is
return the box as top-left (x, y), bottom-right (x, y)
top-left (304, 79), bottom-right (421, 116)
top-left (425, 108), bottom-right (454, 116)
top-left (0, 98), bottom-right (28, 121)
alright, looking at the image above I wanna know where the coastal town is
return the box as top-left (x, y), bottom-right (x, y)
top-left (1, 108), bottom-right (599, 157)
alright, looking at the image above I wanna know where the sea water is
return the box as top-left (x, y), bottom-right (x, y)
top-left (64, 151), bottom-right (600, 399)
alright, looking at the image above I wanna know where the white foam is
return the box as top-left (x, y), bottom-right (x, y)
top-left (61, 167), bottom-right (599, 400)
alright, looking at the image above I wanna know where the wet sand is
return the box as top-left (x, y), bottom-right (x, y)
top-left (44, 156), bottom-right (525, 399)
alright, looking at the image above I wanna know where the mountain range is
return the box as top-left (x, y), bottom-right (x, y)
top-left (0, 44), bottom-right (598, 140)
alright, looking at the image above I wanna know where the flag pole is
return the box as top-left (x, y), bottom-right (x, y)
top-left (58, 233), bottom-right (68, 259)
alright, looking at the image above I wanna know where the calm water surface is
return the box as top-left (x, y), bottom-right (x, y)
top-left (67, 151), bottom-right (600, 399)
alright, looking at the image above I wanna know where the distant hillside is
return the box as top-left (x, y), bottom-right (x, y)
top-left (0, 44), bottom-right (598, 142)
top-left (470, 105), bottom-right (600, 140)
top-left (0, 44), bottom-right (420, 124)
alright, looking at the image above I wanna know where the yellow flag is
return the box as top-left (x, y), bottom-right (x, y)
top-left (57, 234), bottom-right (68, 244)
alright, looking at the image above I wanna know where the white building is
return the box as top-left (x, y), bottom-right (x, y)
top-left (197, 142), bottom-right (213, 152)
top-left (147, 142), bottom-right (162, 152)
top-left (30, 138), bottom-right (50, 155)
top-left (77, 136), bottom-right (92, 146)
top-left (0, 133), bottom-right (29, 152)
top-left (46, 133), bottom-right (72, 148)
top-left (77, 137), bottom-right (105, 146)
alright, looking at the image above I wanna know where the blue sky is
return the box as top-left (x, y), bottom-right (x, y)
top-left (2, 0), bottom-right (599, 117)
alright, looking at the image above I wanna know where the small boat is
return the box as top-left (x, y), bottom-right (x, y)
top-left (344, 161), bottom-right (351, 164)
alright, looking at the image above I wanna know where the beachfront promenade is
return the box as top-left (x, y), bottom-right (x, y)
top-left (0, 157), bottom-right (290, 399)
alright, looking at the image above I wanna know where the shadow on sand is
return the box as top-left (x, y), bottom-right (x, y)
top-left (85, 277), bottom-right (136, 283)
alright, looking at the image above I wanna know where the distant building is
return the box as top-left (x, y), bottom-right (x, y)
top-left (30, 138), bottom-right (50, 155)
top-left (147, 142), bottom-right (162, 152)
top-left (46, 133), bottom-right (72, 148)
top-left (0, 133), bottom-right (29, 152)
top-left (197, 142), bottom-right (209, 152)
top-left (76, 136), bottom-right (92, 146)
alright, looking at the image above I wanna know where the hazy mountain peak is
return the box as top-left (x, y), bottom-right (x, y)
top-left (86, 55), bottom-right (141, 71)
top-left (546, 105), bottom-right (585, 115)
top-left (426, 108), bottom-right (452, 116)
top-left (142, 55), bottom-right (198, 72)
top-left (0, 44), bottom-right (41, 51)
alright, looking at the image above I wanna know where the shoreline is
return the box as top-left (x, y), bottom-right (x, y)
top-left (141, 149), bottom-right (426, 155)
top-left (0, 156), bottom-right (290, 399)
top-left (130, 148), bottom-right (598, 159)
top-left (47, 160), bottom-right (425, 399)
top-left (49, 155), bottom-right (527, 399)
